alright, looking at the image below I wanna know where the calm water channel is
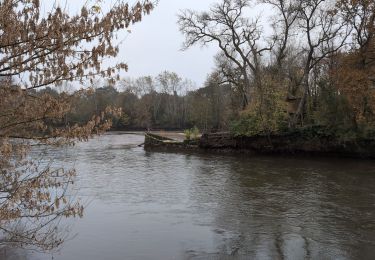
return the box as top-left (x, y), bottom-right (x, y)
top-left (4, 132), bottom-right (375, 260)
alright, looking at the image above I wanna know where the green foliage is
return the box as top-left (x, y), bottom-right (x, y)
top-left (230, 112), bottom-right (262, 136)
top-left (231, 86), bottom-right (288, 136)
top-left (313, 83), bottom-right (354, 131)
top-left (116, 113), bottom-right (130, 128)
top-left (192, 126), bottom-right (200, 139)
top-left (184, 129), bottom-right (192, 140)
top-left (184, 126), bottom-right (200, 141)
top-left (310, 81), bottom-right (375, 141)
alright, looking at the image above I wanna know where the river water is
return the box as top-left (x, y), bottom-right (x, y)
top-left (4, 132), bottom-right (375, 259)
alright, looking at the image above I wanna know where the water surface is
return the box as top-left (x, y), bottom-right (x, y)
top-left (4, 133), bottom-right (375, 259)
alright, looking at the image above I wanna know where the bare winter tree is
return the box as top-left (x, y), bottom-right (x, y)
top-left (336, 0), bottom-right (375, 66)
top-left (262, 0), bottom-right (300, 70)
top-left (292, 0), bottom-right (350, 124)
top-left (178, 0), bottom-right (274, 109)
top-left (157, 71), bottom-right (184, 127)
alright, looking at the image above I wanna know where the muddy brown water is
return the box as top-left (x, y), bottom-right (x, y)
top-left (3, 132), bottom-right (375, 260)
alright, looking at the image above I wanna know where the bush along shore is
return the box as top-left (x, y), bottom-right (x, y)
top-left (144, 129), bottom-right (375, 159)
top-left (144, 132), bottom-right (200, 151)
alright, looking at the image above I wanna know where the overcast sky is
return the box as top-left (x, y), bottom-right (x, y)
top-left (119, 0), bottom-right (219, 87)
top-left (47, 0), bottom-right (271, 88)
top-left (119, 0), bottom-right (272, 87)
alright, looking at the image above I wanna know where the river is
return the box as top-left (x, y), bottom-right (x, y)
top-left (4, 132), bottom-right (375, 259)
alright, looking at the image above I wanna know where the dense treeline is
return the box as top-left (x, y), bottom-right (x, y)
top-left (40, 0), bottom-right (375, 142)
top-left (177, 0), bottom-right (375, 140)
top-left (35, 71), bottom-right (241, 131)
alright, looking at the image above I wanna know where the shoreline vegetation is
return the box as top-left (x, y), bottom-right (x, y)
top-left (144, 131), bottom-right (375, 159)
top-left (48, 0), bottom-right (375, 160)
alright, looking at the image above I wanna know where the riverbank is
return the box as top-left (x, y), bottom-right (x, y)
top-left (144, 131), bottom-right (375, 159)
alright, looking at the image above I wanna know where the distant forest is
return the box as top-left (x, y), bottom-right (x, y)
top-left (30, 0), bottom-right (375, 142)
top-left (34, 71), bottom-right (241, 132)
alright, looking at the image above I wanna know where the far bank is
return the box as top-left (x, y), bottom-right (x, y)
top-left (144, 131), bottom-right (375, 159)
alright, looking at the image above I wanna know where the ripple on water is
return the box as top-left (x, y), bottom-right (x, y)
top-left (7, 133), bottom-right (375, 260)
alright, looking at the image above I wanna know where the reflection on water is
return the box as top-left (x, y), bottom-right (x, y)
top-left (4, 132), bottom-right (375, 259)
